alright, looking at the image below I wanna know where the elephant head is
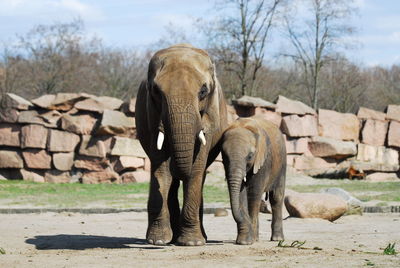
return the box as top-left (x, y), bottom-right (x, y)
top-left (144, 44), bottom-right (222, 178)
top-left (221, 118), bottom-right (268, 223)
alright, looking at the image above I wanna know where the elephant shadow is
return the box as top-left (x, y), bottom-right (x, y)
top-left (25, 234), bottom-right (164, 250)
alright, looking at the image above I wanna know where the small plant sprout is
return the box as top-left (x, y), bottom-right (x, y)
top-left (383, 243), bottom-right (397, 255)
top-left (0, 247), bottom-right (5, 254)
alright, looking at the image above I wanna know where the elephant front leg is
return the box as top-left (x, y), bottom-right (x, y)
top-left (235, 185), bottom-right (254, 245)
top-left (176, 174), bottom-right (206, 246)
top-left (146, 161), bottom-right (174, 245)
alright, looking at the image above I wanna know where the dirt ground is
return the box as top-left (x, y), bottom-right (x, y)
top-left (1, 211), bottom-right (399, 268)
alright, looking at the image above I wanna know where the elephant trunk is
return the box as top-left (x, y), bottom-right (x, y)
top-left (167, 101), bottom-right (199, 179)
top-left (227, 162), bottom-right (246, 224)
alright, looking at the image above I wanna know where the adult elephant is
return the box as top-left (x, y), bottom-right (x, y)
top-left (135, 44), bottom-right (228, 246)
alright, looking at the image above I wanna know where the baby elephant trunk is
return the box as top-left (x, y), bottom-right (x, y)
top-left (227, 164), bottom-right (247, 224)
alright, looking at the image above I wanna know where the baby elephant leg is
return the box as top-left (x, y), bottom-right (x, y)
top-left (268, 176), bottom-right (285, 241)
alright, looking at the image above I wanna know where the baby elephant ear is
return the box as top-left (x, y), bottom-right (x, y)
top-left (253, 127), bottom-right (267, 175)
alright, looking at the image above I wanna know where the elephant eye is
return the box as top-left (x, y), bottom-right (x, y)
top-left (246, 152), bottom-right (254, 161)
top-left (198, 85), bottom-right (208, 100)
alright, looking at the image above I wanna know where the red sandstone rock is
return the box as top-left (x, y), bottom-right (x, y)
top-left (254, 107), bottom-right (282, 127)
top-left (357, 107), bottom-right (386, 121)
top-left (0, 123), bottom-right (21, 147)
top-left (388, 120), bottom-right (400, 148)
top-left (44, 170), bottom-right (71, 183)
top-left (97, 110), bottom-right (135, 136)
top-left (276, 95), bottom-right (316, 115)
top-left (21, 169), bottom-right (45, 183)
top-left (113, 156), bottom-right (144, 173)
top-left (53, 152), bottom-right (74, 171)
top-left (78, 135), bottom-right (107, 158)
top-left (48, 129), bottom-right (80, 152)
top-left (285, 192), bottom-right (347, 221)
top-left (22, 149), bottom-right (51, 169)
top-left (281, 115), bottom-right (318, 137)
top-left (361, 119), bottom-right (388, 146)
top-left (0, 150), bottom-right (23, 168)
top-left (81, 169), bottom-right (120, 184)
top-left (21, 124), bottom-right (48, 149)
top-left (285, 138), bottom-right (309, 154)
top-left (386, 104), bottom-right (400, 122)
top-left (318, 109), bottom-right (360, 142)
top-left (74, 156), bottom-right (112, 171)
top-left (61, 113), bottom-right (97, 135)
top-left (308, 136), bottom-right (357, 158)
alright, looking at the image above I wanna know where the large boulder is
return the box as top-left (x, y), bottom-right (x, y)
top-left (285, 137), bottom-right (310, 154)
top-left (357, 107), bottom-right (386, 121)
top-left (53, 152), bottom-right (74, 171)
top-left (318, 109), bottom-right (360, 142)
top-left (388, 121), bottom-right (400, 148)
top-left (44, 170), bottom-right (72, 183)
top-left (121, 170), bottom-right (151, 183)
top-left (293, 155), bottom-right (336, 171)
top-left (276, 95), bottom-right (316, 115)
top-left (97, 110), bottom-right (135, 137)
top-left (113, 156), bottom-right (144, 173)
top-left (355, 144), bottom-right (399, 171)
top-left (74, 96), bottom-right (123, 113)
top-left (47, 129), bottom-right (80, 152)
top-left (81, 169), bottom-right (120, 184)
top-left (18, 110), bottom-right (60, 128)
top-left (386, 104), bottom-right (400, 122)
top-left (365, 172), bottom-right (399, 182)
top-left (20, 169), bottom-right (45, 183)
top-left (284, 192), bottom-right (347, 221)
top-left (0, 150), bottom-right (23, 168)
top-left (61, 113), bottom-right (97, 135)
top-left (111, 137), bottom-right (147, 157)
top-left (255, 107), bottom-right (282, 127)
top-left (31, 93), bottom-right (88, 111)
top-left (320, 188), bottom-right (363, 210)
top-left (361, 119), bottom-right (388, 146)
top-left (0, 123), bottom-right (21, 147)
top-left (3, 93), bottom-right (32, 110)
top-left (281, 115), bottom-right (318, 137)
top-left (0, 107), bottom-right (19, 123)
top-left (21, 124), bottom-right (48, 149)
top-left (232, 95), bottom-right (276, 109)
top-left (22, 149), bottom-right (52, 169)
top-left (308, 136), bottom-right (357, 158)
top-left (78, 135), bottom-right (109, 158)
top-left (74, 156), bottom-right (112, 171)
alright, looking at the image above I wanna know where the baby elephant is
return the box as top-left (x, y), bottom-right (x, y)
top-left (221, 115), bottom-right (286, 245)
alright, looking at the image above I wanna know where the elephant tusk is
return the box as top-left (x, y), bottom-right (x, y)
top-left (157, 131), bottom-right (164, 150)
top-left (199, 130), bottom-right (206, 146)
top-left (243, 176), bottom-right (246, 182)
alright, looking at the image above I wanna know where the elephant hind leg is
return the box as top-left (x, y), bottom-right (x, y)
top-left (269, 173), bottom-right (285, 241)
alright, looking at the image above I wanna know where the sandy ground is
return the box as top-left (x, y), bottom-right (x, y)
top-left (1, 211), bottom-right (399, 268)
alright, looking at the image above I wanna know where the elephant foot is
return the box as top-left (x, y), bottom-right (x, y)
top-left (270, 232), bottom-right (284, 241)
top-left (236, 232), bottom-right (254, 245)
top-left (176, 233), bottom-right (205, 246)
top-left (146, 220), bottom-right (173, 245)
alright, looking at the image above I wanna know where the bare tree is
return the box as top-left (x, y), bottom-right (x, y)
top-left (94, 48), bottom-right (149, 100)
top-left (318, 55), bottom-right (365, 113)
top-left (205, 0), bottom-right (283, 98)
top-left (282, 0), bottom-right (356, 109)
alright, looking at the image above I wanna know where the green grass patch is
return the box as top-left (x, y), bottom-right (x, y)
top-left (383, 243), bottom-right (397, 255)
top-left (289, 181), bottom-right (400, 202)
top-left (0, 180), bottom-right (229, 208)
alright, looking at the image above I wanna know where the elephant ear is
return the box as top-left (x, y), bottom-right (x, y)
top-left (245, 122), bottom-right (267, 175)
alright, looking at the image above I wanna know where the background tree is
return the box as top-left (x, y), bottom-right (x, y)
top-left (282, 0), bottom-right (356, 109)
top-left (205, 0), bottom-right (283, 98)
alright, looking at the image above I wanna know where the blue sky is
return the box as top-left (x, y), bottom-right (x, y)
top-left (0, 0), bottom-right (399, 66)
